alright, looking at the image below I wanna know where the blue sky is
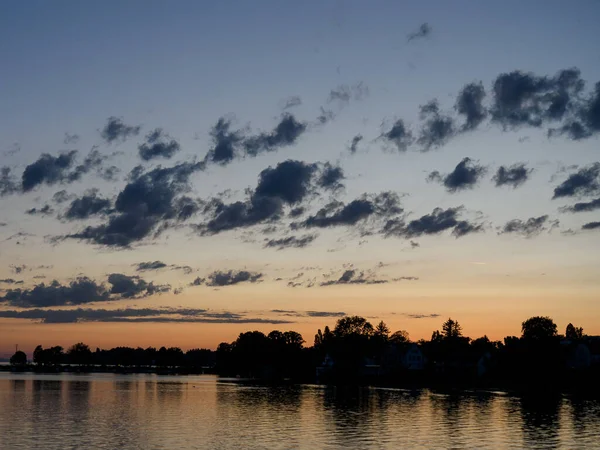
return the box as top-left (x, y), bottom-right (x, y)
top-left (1, 0), bottom-right (599, 351)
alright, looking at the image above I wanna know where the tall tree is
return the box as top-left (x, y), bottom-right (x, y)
top-left (565, 323), bottom-right (584, 340)
top-left (442, 318), bottom-right (463, 339)
top-left (10, 350), bottom-right (27, 366)
top-left (521, 316), bottom-right (557, 341)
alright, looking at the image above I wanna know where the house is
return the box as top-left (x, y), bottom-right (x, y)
top-left (384, 343), bottom-right (426, 372)
top-left (402, 344), bottom-right (426, 371)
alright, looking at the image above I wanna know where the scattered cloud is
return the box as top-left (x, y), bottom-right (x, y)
top-left (243, 113), bottom-right (307, 156)
top-left (381, 119), bottom-right (413, 152)
top-left (384, 206), bottom-right (483, 239)
top-left (205, 270), bottom-right (263, 287)
top-left (427, 157), bottom-right (487, 192)
top-left (108, 273), bottom-right (170, 298)
top-left (317, 162), bottom-right (345, 191)
top-left (135, 261), bottom-right (168, 271)
top-left (281, 96), bottom-right (302, 110)
top-left (349, 134), bottom-right (363, 153)
top-left (552, 163), bottom-right (600, 198)
top-left (327, 82), bottom-right (369, 104)
top-left (417, 100), bottom-right (456, 151)
top-left (25, 204), bottom-right (54, 216)
top-left (493, 163), bottom-right (532, 188)
top-left (320, 269), bottom-right (387, 286)
top-left (63, 190), bottom-right (112, 220)
top-left (407, 23), bottom-right (432, 43)
top-left (560, 197), bottom-right (600, 213)
top-left (582, 221), bottom-right (600, 230)
top-left (138, 128), bottom-right (181, 161)
top-left (499, 215), bottom-right (558, 237)
top-left (100, 116), bottom-right (141, 144)
top-left (264, 234), bottom-right (317, 249)
top-left (204, 117), bottom-right (246, 165)
top-left (455, 82), bottom-right (487, 131)
top-left (63, 132), bottom-right (80, 145)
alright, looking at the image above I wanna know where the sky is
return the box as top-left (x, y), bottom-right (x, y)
top-left (1, 0), bottom-right (600, 356)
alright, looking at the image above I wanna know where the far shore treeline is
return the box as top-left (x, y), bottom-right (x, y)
top-left (5, 316), bottom-right (600, 394)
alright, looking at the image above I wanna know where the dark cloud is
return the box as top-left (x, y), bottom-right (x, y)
top-left (384, 206), bottom-right (483, 239)
top-left (25, 204), bottom-right (54, 216)
top-left (349, 134), bottom-right (363, 153)
top-left (306, 311), bottom-right (346, 317)
top-left (491, 68), bottom-right (584, 129)
top-left (381, 119), bottom-right (413, 152)
top-left (171, 265), bottom-right (193, 274)
top-left (560, 197), bottom-right (600, 213)
top-left (1, 167), bottom-right (18, 196)
top-left (493, 163), bottom-right (532, 188)
top-left (297, 192), bottom-right (403, 229)
top-left (0, 307), bottom-right (293, 324)
top-left (255, 160), bottom-right (317, 204)
top-left (552, 163), bottom-right (600, 198)
top-left (136, 261), bottom-right (168, 271)
top-left (428, 157), bottom-right (486, 192)
top-left (108, 273), bottom-right (170, 298)
top-left (66, 161), bottom-right (203, 247)
top-left (205, 270), bottom-right (263, 287)
top-left (403, 313), bottom-right (440, 319)
top-left (582, 221), bottom-right (600, 230)
top-left (63, 132), bottom-right (80, 145)
top-left (0, 279), bottom-right (23, 284)
top-left (138, 128), bottom-right (181, 161)
top-left (204, 117), bottom-right (245, 165)
top-left (289, 207), bottom-right (305, 218)
top-left (21, 151), bottom-right (78, 192)
top-left (100, 116), bottom-right (141, 144)
top-left (264, 234), bottom-right (317, 250)
top-left (243, 114), bottom-right (307, 156)
top-left (417, 100), bottom-right (456, 151)
top-left (0, 277), bottom-right (109, 308)
top-left (317, 162), bottom-right (345, 191)
top-left (316, 107), bottom-right (335, 125)
top-left (320, 269), bottom-right (387, 286)
top-left (455, 82), bottom-right (487, 131)
top-left (499, 215), bottom-right (557, 237)
top-left (52, 190), bottom-right (73, 204)
top-left (63, 190), bottom-right (112, 220)
top-left (282, 96), bottom-right (302, 110)
top-left (10, 265), bottom-right (27, 274)
top-left (189, 276), bottom-right (205, 286)
top-left (407, 23), bottom-right (432, 43)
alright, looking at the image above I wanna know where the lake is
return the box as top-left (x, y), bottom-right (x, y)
top-left (1, 373), bottom-right (599, 449)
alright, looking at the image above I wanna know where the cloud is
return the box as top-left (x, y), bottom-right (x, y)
top-left (427, 157), bottom-right (486, 192)
top-left (0, 277), bottom-right (109, 307)
top-left (560, 197), bottom-right (600, 213)
top-left (499, 215), bottom-right (557, 237)
top-left (0, 167), bottom-right (18, 196)
top-left (243, 114), bottom-right (307, 156)
top-left (264, 234), bottom-right (317, 249)
top-left (100, 116), bottom-right (141, 144)
top-left (0, 279), bottom-right (23, 284)
top-left (204, 117), bottom-right (246, 165)
top-left (63, 190), bottom-right (112, 220)
top-left (552, 163), bottom-right (600, 198)
top-left (66, 161), bottom-right (203, 247)
top-left (493, 163), bottom-right (532, 188)
top-left (403, 313), bottom-right (440, 319)
top-left (198, 160), bottom-right (319, 235)
top-left (381, 119), bottom-right (413, 152)
top-left (135, 261), bottom-right (168, 271)
top-left (582, 221), bottom-right (600, 230)
top-left (10, 265), bottom-right (27, 274)
top-left (0, 307), bottom-right (293, 324)
top-left (317, 162), bottom-right (345, 191)
top-left (205, 270), bottom-right (263, 286)
top-left (63, 132), bottom-right (80, 145)
top-left (490, 68), bottom-right (584, 129)
top-left (138, 128), bottom-right (181, 161)
top-left (417, 100), bottom-right (456, 151)
top-left (327, 82), bottom-right (369, 104)
top-left (320, 269), bottom-right (387, 286)
top-left (189, 276), bottom-right (205, 286)
top-left (455, 82), bottom-right (487, 131)
top-left (297, 192), bottom-right (403, 229)
top-left (384, 206), bottom-right (483, 239)
top-left (306, 311), bottom-right (346, 317)
top-left (281, 96), bottom-right (302, 110)
top-left (108, 273), bottom-right (170, 298)
top-left (52, 190), bottom-right (73, 203)
top-left (407, 23), bottom-right (432, 43)
top-left (25, 204), bottom-right (54, 216)
top-left (349, 134), bottom-right (363, 153)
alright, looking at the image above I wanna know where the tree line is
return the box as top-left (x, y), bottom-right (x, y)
top-left (7, 315), bottom-right (598, 391)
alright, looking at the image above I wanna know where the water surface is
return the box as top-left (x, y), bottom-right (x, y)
top-left (1, 373), bottom-right (599, 449)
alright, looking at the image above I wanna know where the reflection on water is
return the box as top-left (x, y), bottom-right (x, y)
top-left (1, 374), bottom-right (600, 449)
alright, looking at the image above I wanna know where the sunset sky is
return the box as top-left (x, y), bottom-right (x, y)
top-left (1, 0), bottom-right (599, 357)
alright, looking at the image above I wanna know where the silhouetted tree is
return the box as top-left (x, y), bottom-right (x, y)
top-left (334, 316), bottom-right (374, 338)
top-left (10, 350), bottom-right (27, 366)
top-left (565, 323), bottom-right (584, 341)
top-left (67, 342), bottom-right (92, 365)
top-left (521, 316), bottom-right (557, 341)
top-left (442, 318), bottom-right (463, 339)
top-left (389, 330), bottom-right (410, 345)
